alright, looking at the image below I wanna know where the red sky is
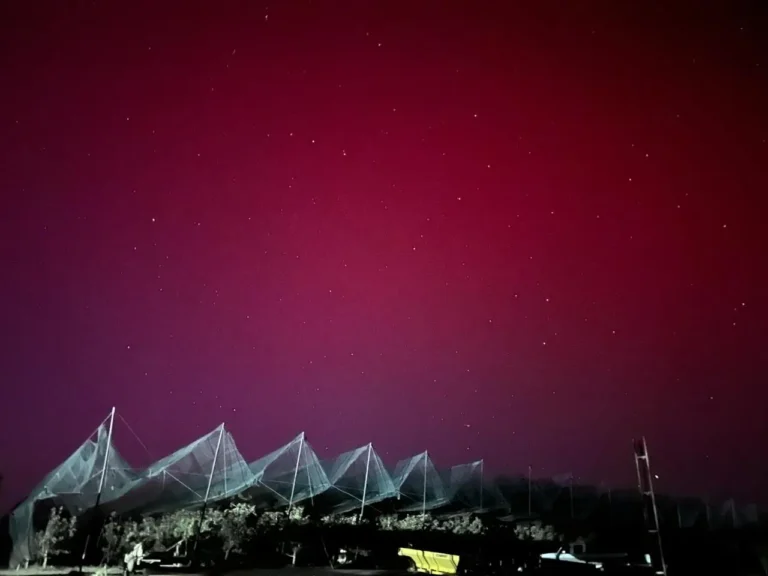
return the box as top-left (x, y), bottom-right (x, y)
top-left (1, 0), bottom-right (766, 513)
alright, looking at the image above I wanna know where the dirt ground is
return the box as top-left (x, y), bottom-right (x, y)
top-left (0, 569), bottom-right (402, 576)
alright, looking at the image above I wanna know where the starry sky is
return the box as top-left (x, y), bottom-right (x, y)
top-left (1, 1), bottom-right (767, 515)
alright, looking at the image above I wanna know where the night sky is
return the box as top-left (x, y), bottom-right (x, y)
top-left (1, 1), bottom-right (767, 515)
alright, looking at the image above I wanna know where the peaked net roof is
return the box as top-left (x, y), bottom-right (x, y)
top-left (321, 443), bottom-right (397, 514)
top-left (446, 460), bottom-right (483, 509)
top-left (107, 424), bottom-right (252, 515)
top-left (244, 433), bottom-right (330, 509)
top-left (9, 411), bottom-right (761, 568)
top-left (392, 451), bottom-right (448, 512)
top-left (444, 460), bottom-right (506, 512)
top-left (9, 418), bottom-right (135, 567)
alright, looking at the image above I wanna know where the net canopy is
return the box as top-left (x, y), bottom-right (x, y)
top-left (392, 451), bottom-right (448, 513)
top-left (8, 410), bottom-right (763, 569)
top-left (9, 416), bottom-right (136, 567)
top-left (496, 474), bottom-right (604, 519)
top-left (244, 433), bottom-right (330, 509)
top-left (445, 460), bottom-right (508, 512)
top-left (710, 499), bottom-right (760, 529)
top-left (107, 424), bottom-right (253, 515)
top-left (320, 443), bottom-right (398, 515)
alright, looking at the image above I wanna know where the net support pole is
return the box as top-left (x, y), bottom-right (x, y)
top-left (607, 487), bottom-right (612, 523)
top-left (96, 407), bottom-right (116, 498)
top-left (359, 443), bottom-right (372, 523)
top-left (527, 465), bottom-right (532, 516)
top-left (306, 446), bottom-right (315, 506)
top-left (422, 451), bottom-right (428, 516)
top-left (80, 407), bottom-right (116, 571)
top-left (479, 460), bottom-right (484, 510)
top-left (288, 432), bottom-right (305, 512)
top-left (203, 424), bottom-right (225, 504)
top-left (569, 475), bottom-right (575, 520)
top-left (192, 424), bottom-right (225, 560)
top-left (223, 433), bottom-right (228, 496)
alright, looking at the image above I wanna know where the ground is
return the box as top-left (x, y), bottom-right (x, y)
top-left (0, 569), bottom-right (403, 576)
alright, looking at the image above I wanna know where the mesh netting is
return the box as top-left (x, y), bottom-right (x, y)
top-left (106, 424), bottom-right (251, 515)
top-left (494, 475), bottom-right (529, 517)
top-left (321, 443), bottom-right (398, 515)
top-left (9, 415), bottom-right (135, 567)
top-left (446, 461), bottom-right (483, 510)
top-left (392, 451), bottom-right (448, 513)
top-left (444, 460), bottom-right (508, 512)
top-left (244, 432), bottom-right (330, 509)
top-left (495, 473), bottom-right (600, 519)
top-left (570, 484), bottom-right (601, 520)
top-left (672, 497), bottom-right (705, 528)
top-left (8, 411), bottom-right (763, 568)
top-left (708, 499), bottom-right (760, 529)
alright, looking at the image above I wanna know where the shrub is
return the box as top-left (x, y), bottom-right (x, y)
top-left (34, 507), bottom-right (77, 568)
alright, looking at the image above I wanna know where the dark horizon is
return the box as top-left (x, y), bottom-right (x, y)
top-left (1, 1), bottom-right (767, 515)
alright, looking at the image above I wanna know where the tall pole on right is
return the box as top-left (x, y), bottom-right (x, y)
top-left (634, 437), bottom-right (667, 576)
top-left (422, 451), bottom-right (428, 516)
top-left (479, 460), bottom-right (484, 511)
top-left (527, 465), bottom-right (532, 516)
top-left (359, 443), bottom-right (372, 523)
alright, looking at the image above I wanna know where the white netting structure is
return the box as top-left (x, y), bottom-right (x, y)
top-left (392, 451), bottom-right (449, 513)
top-left (321, 443), bottom-right (398, 515)
top-left (444, 460), bottom-right (507, 512)
top-left (244, 432), bottom-right (330, 509)
top-left (445, 460), bottom-right (483, 509)
top-left (709, 499), bottom-right (759, 530)
top-left (107, 424), bottom-right (252, 515)
top-left (9, 413), bottom-right (135, 567)
top-left (7, 409), bottom-right (763, 568)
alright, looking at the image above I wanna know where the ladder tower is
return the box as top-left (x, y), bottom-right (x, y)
top-left (633, 436), bottom-right (667, 576)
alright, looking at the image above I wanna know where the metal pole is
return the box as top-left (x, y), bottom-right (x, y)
top-left (607, 487), bottom-right (612, 524)
top-left (97, 407), bottom-right (116, 496)
top-left (192, 424), bottom-right (225, 560)
top-left (307, 447), bottom-right (315, 506)
top-left (422, 451), bottom-right (428, 516)
top-left (288, 433), bottom-right (304, 512)
top-left (527, 465), bottom-right (532, 516)
top-left (223, 433), bottom-right (228, 497)
top-left (203, 425), bottom-right (225, 504)
top-left (359, 443), bottom-right (372, 523)
top-left (677, 502), bottom-right (682, 529)
top-left (570, 475), bottom-right (574, 520)
top-left (642, 437), bottom-right (668, 576)
top-left (479, 460), bottom-right (484, 511)
top-left (80, 407), bottom-right (115, 571)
